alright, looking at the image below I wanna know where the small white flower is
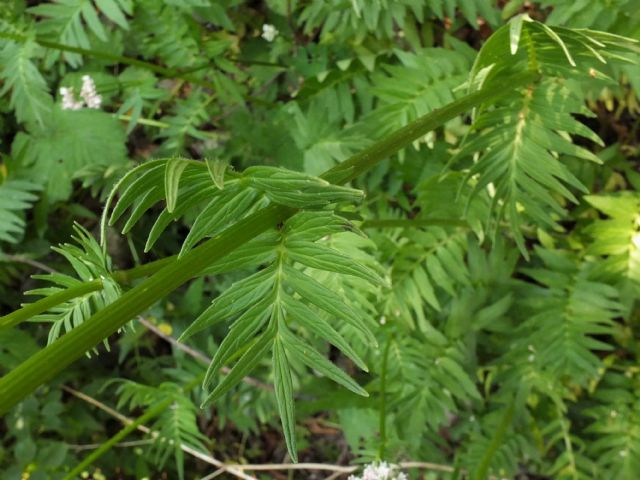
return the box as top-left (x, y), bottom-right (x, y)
top-left (350, 462), bottom-right (405, 480)
top-left (261, 24), bottom-right (279, 42)
top-left (59, 87), bottom-right (83, 110)
top-left (80, 75), bottom-right (102, 109)
top-left (59, 75), bottom-right (102, 110)
top-left (379, 315), bottom-right (386, 325)
top-left (528, 354), bottom-right (535, 362)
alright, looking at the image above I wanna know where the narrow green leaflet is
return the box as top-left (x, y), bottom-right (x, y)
top-left (273, 334), bottom-right (297, 462)
top-left (280, 326), bottom-right (369, 397)
top-left (205, 157), bottom-right (227, 190)
top-left (164, 157), bottom-right (189, 213)
top-left (204, 324), bottom-right (276, 404)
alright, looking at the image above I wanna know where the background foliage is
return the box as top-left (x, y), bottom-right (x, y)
top-left (1, 1), bottom-right (639, 479)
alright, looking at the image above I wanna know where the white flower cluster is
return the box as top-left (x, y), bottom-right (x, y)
top-left (348, 462), bottom-right (407, 480)
top-left (59, 75), bottom-right (102, 110)
top-left (261, 24), bottom-right (278, 42)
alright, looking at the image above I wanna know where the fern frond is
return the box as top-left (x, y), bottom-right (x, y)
top-left (104, 158), bottom-right (363, 254)
top-left (584, 193), bottom-right (640, 290)
top-left (27, 225), bottom-right (121, 345)
top-left (29, 0), bottom-right (131, 67)
top-left (386, 330), bottom-right (480, 436)
top-left (369, 48), bottom-right (471, 138)
top-left (387, 226), bottom-right (469, 323)
top-left (0, 179), bottom-right (40, 246)
top-left (115, 379), bottom-right (208, 480)
top-left (585, 371), bottom-right (640, 478)
top-left (282, 102), bottom-right (369, 175)
top-left (455, 400), bottom-right (530, 479)
top-left (0, 31), bottom-right (52, 127)
top-left (299, 0), bottom-right (498, 42)
top-left (515, 248), bottom-right (623, 384)
top-left (130, 0), bottom-right (200, 68)
top-left (453, 78), bottom-right (601, 255)
top-left (157, 92), bottom-right (216, 154)
top-left (454, 17), bottom-right (638, 255)
top-left (178, 209), bottom-right (382, 461)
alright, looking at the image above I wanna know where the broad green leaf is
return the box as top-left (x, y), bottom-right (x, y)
top-left (12, 109), bottom-right (127, 202)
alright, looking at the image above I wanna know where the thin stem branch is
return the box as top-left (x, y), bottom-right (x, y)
top-left (204, 460), bottom-right (457, 479)
top-left (361, 218), bottom-right (467, 229)
top-left (0, 255), bottom-right (174, 330)
top-left (473, 398), bottom-right (515, 480)
top-left (62, 385), bottom-right (256, 480)
top-left (117, 114), bottom-right (170, 129)
top-left (137, 317), bottom-right (272, 391)
top-left (0, 31), bottom-right (213, 89)
top-left (0, 279), bottom-right (103, 330)
top-left (378, 334), bottom-right (393, 459)
top-left (138, 316), bottom-right (210, 364)
top-left (67, 439), bottom-right (154, 451)
top-left (63, 396), bottom-right (174, 480)
top-left (321, 71), bottom-right (540, 186)
top-left (1, 254), bottom-right (57, 273)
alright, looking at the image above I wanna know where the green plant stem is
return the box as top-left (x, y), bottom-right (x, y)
top-left (361, 218), bottom-right (467, 229)
top-left (0, 279), bottom-right (103, 330)
top-left (0, 205), bottom-right (292, 413)
top-left (0, 256), bottom-right (175, 330)
top-left (0, 71), bottom-right (539, 414)
top-left (63, 397), bottom-right (171, 480)
top-left (473, 398), bottom-right (516, 480)
top-left (117, 114), bottom-right (170, 129)
top-left (112, 255), bottom-right (177, 284)
top-left (64, 376), bottom-right (203, 479)
top-left (378, 334), bottom-right (393, 460)
top-left (0, 32), bottom-right (285, 90)
top-left (320, 71), bottom-right (539, 185)
top-left (0, 31), bottom-right (214, 89)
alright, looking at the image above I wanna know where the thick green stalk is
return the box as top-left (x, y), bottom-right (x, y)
top-left (112, 255), bottom-right (177, 284)
top-left (320, 71), bottom-right (539, 185)
top-left (0, 280), bottom-right (103, 330)
top-left (0, 72), bottom-right (538, 414)
top-left (0, 205), bottom-right (292, 413)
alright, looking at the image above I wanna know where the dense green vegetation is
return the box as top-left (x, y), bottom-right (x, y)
top-left (1, 1), bottom-right (639, 479)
